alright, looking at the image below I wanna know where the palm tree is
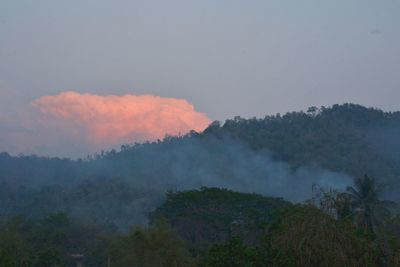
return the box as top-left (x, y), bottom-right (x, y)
top-left (346, 175), bottom-right (396, 234)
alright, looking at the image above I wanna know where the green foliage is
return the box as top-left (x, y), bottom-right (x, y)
top-left (1, 104), bottom-right (400, 265)
top-left (203, 104), bottom-right (400, 199)
top-left (151, 187), bottom-right (291, 252)
top-left (0, 217), bottom-right (32, 267)
top-left (108, 221), bottom-right (196, 267)
top-left (308, 186), bottom-right (353, 221)
top-left (371, 215), bottom-right (400, 266)
top-left (203, 237), bottom-right (265, 267)
top-left (263, 205), bottom-right (380, 267)
top-left (0, 187), bottom-right (398, 266)
top-left (2, 104), bottom-right (400, 230)
top-left (0, 213), bottom-right (116, 267)
top-left (346, 175), bottom-right (396, 234)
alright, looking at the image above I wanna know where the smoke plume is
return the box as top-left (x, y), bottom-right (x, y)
top-left (91, 136), bottom-right (353, 203)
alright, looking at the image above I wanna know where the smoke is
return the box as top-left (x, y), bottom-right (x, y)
top-left (92, 136), bottom-right (352, 203)
top-left (0, 119), bottom-right (353, 228)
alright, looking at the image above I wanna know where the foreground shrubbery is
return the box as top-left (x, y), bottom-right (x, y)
top-left (202, 176), bottom-right (400, 266)
top-left (108, 221), bottom-right (196, 267)
top-left (0, 213), bottom-right (115, 267)
top-left (151, 187), bottom-right (291, 251)
top-left (0, 182), bottom-right (399, 267)
top-left (263, 205), bottom-right (379, 266)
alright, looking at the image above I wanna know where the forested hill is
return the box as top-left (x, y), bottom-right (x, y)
top-left (2, 103), bottom-right (400, 194)
top-left (203, 103), bottom-right (400, 194)
top-left (1, 103), bottom-right (400, 228)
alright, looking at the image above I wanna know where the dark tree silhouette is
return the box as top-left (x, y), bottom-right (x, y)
top-left (346, 175), bottom-right (396, 233)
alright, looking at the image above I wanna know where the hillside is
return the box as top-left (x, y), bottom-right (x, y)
top-left (1, 103), bottom-right (400, 228)
top-left (203, 103), bottom-right (400, 197)
top-left (1, 104), bottom-right (400, 266)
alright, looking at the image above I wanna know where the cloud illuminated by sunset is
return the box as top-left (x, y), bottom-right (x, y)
top-left (33, 91), bottom-right (211, 146)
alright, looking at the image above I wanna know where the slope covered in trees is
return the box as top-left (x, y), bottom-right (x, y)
top-left (1, 103), bottom-right (400, 229)
top-left (203, 103), bottom-right (400, 195)
top-left (2, 103), bottom-right (400, 191)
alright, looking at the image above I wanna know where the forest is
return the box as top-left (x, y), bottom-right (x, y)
top-left (1, 103), bottom-right (400, 266)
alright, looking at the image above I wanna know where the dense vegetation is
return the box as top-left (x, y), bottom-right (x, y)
top-left (0, 188), bottom-right (291, 266)
top-left (204, 104), bottom-right (400, 196)
top-left (1, 184), bottom-right (399, 266)
top-left (151, 188), bottom-right (291, 251)
top-left (1, 104), bottom-right (400, 266)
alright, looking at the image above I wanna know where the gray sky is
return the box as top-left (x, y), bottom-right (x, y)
top-left (1, 0), bottom-right (400, 120)
top-left (0, 0), bottom-right (400, 156)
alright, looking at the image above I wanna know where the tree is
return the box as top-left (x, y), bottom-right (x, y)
top-left (263, 205), bottom-right (379, 267)
top-left (203, 237), bottom-right (263, 267)
top-left (108, 221), bottom-right (196, 267)
top-left (150, 187), bottom-right (290, 252)
top-left (346, 175), bottom-right (396, 234)
top-left (0, 217), bottom-right (32, 267)
top-left (309, 185), bottom-right (353, 220)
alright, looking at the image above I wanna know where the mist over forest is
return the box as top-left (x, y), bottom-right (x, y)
top-left (1, 103), bottom-right (400, 224)
top-left (2, 103), bottom-right (400, 266)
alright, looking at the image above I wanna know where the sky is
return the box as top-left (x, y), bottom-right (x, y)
top-left (0, 0), bottom-right (400, 157)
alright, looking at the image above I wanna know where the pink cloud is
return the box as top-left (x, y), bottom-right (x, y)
top-left (32, 91), bottom-right (211, 147)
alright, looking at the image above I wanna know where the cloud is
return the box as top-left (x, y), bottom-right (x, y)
top-left (33, 91), bottom-right (211, 145)
top-left (0, 92), bottom-right (211, 157)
